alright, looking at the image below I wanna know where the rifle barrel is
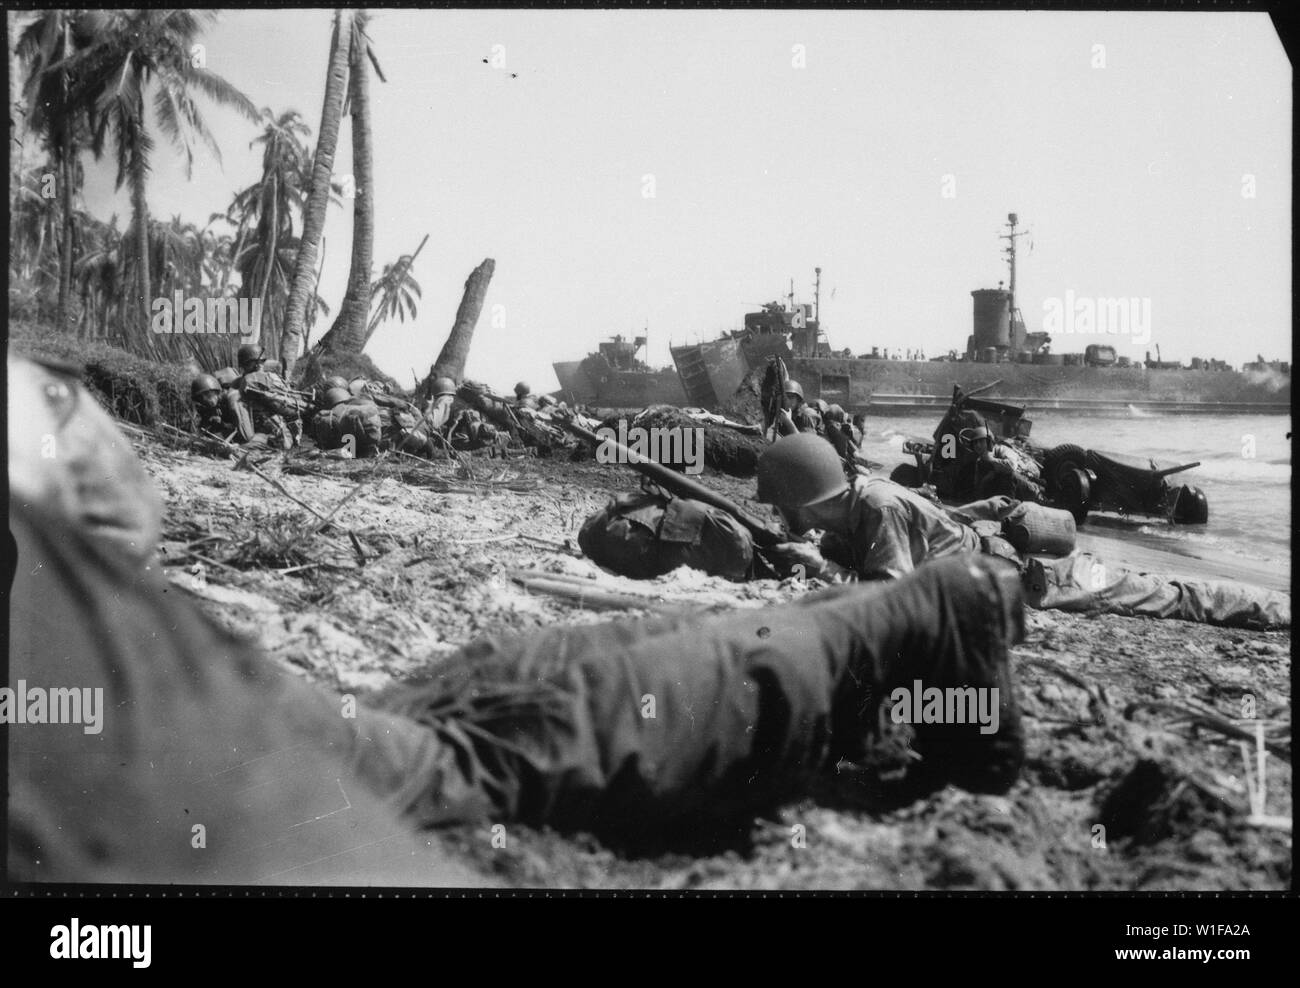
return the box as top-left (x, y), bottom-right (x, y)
top-left (556, 417), bottom-right (781, 546)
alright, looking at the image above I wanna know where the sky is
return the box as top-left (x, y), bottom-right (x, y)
top-left (26, 9), bottom-right (1294, 388)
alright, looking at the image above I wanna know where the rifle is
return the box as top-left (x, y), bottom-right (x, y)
top-left (553, 413), bottom-right (784, 548)
top-left (763, 356), bottom-right (791, 442)
top-left (242, 377), bottom-right (313, 416)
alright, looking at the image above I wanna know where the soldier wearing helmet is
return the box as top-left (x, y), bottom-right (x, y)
top-left (776, 379), bottom-right (824, 438)
top-left (308, 387), bottom-right (382, 457)
top-left (514, 381), bottom-right (540, 412)
top-left (236, 343), bottom-right (265, 376)
top-left (322, 387), bottom-right (352, 408)
top-left (190, 373), bottom-right (228, 436)
top-left (951, 424), bottom-right (1043, 502)
top-left (822, 402), bottom-right (870, 474)
top-left (757, 433), bottom-right (980, 581)
top-left (234, 344), bottom-right (303, 449)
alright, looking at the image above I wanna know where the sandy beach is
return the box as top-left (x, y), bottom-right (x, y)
top-left (137, 430), bottom-right (1292, 890)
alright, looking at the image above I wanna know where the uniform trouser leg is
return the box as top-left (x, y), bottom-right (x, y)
top-left (12, 497), bottom-right (1027, 876)
top-left (378, 554), bottom-right (1026, 837)
top-left (1023, 552), bottom-right (1290, 629)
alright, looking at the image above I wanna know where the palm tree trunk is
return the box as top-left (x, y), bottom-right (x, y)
top-left (130, 152), bottom-right (151, 339)
top-left (224, 224), bottom-right (248, 293)
top-left (254, 176), bottom-right (279, 343)
top-left (56, 18), bottom-right (74, 333)
top-left (58, 133), bottom-right (74, 332)
top-left (429, 257), bottom-right (495, 386)
top-left (318, 10), bottom-right (374, 356)
top-left (280, 8), bottom-right (351, 378)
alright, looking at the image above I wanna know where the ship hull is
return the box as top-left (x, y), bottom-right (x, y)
top-left (551, 360), bottom-right (687, 408)
top-left (793, 358), bottom-right (1291, 414)
top-left (561, 342), bottom-right (1289, 414)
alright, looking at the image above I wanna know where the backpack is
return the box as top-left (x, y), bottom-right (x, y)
top-left (578, 488), bottom-right (754, 581)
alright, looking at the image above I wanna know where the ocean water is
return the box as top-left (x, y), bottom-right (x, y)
top-left (869, 411), bottom-right (1292, 570)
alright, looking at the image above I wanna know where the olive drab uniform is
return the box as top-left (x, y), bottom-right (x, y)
top-left (421, 393), bottom-right (483, 451)
top-left (238, 369), bottom-right (303, 449)
top-left (196, 400), bottom-right (235, 438)
top-left (344, 379), bottom-right (437, 456)
top-left (820, 480), bottom-right (1289, 629)
top-left (796, 402), bottom-right (824, 436)
top-left (825, 419), bottom-right (865, 474)
top-left (310, 396), bottom-right (384, 457)
top-left (819, 475), bottom-right (983, 581)
top-left (578, 490), bottom-right (756, 581)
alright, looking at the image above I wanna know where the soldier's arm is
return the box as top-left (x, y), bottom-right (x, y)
top-left (855, 502), bottom-right (915, 581)
top-left (221, 391), bottom-right (256, 443)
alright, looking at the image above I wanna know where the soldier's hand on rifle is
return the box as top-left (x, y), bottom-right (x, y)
top-left (775, 407), bottom-right (799, 437)
top-left (766, 540), bottom-right (835, 580)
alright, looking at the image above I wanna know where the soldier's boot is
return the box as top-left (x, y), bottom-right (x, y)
top-left (822, 554), bottom-right (1026, 794)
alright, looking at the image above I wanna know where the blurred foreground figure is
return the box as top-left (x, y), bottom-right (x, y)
top-left (7, 353), bottom-right (1027, 883)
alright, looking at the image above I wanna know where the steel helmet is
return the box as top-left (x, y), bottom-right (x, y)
top-left (432, 376), bottom-right (457, 397)
top-left (323, 375), bottom-right (349, 391)
top-left (514, 381), bottom-right (531, 398)
top-left (214, 366), bottom-right (240, 388)
top-left (236, 343), bottom-right (264, 366)
top-left (348, 378), bottom-right (368, 396)
top-left (756, 433), bottom-right (851, 507)
top-left (538, 394), bottom-right (558, 407)
top-left (824, 404), bottom-right (846, 425)
top-left (783, 380), bottom-right (805, 401)
top-left (813, 398), bottom-right (829, 414)
top-left (191, 373), bottom-right (221, 399)
top-left (323, 387), bottom-right (352, 408)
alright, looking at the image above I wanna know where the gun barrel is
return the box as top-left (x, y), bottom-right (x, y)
top-left (1153, 461), bottom-right (1200, 479)
top-left (556, 417), bottom-right (782, 546)
top-left (965, 379), bottom-right (1004, 399)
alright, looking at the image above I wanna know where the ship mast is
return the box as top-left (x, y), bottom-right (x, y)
top-left (1000, 212), bottom-right (1029, 348)
top-left (814, 267), bottom-right (821, 324)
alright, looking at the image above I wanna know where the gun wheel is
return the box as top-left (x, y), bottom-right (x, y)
top-left (1044, 443), bottom-right (1086, 496)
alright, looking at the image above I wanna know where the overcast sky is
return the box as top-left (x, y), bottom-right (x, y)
top-left (56, 9), bottom-right (1292, 388)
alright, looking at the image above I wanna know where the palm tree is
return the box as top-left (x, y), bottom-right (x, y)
top-left (9, 164), bottom-right (61, 284)
top-left (237, 109), bottom-right (311, 345)
top-left (73, 213), bottom-right (124, 338)
top-left (16, 9), bottom-right (98, 331)
top-left (223, 109), bottom-right (345, 358)
top-left (366, 255), bottom-right (422, 341)
top-left (280, 8), bottom-right (352, 378)
top-left (318, 9), bottom-right (386, 355)
top-left (56, 9), bottom-right (258, 341)
top-left (152, 214), bottom-right (205, 297)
